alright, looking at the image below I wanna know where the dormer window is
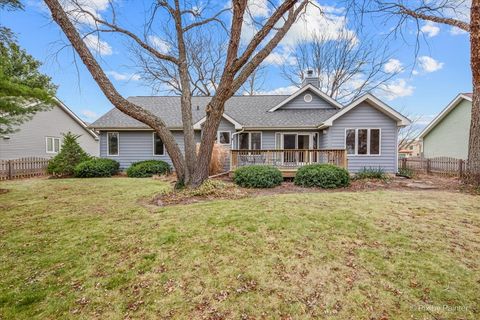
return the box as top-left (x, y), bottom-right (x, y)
top-left (304, 93), bottom-right (312, 103)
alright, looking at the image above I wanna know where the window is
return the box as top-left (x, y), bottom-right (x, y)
top-left (358, 129), bottom-right (368, 155)
top-left (304, 93), bottom-right (313, 103)
top-left (107, 132), bottom-right (119, 156)
top-left (345, 129), bottom-right (381, 155)
top-left (217, 131), bottom-right (231, 145)
top-left (46, 137), bottom-right (60, 153)
top-left (238, 132), bottom-right (262, 150)
top-left (153, 133), bottom-right (165, 155)
top-left (346, 130), bottom-right (356, 155)
top-left (250, 132), bottom-right (261, 149)
top-left (370, 129), bottom-right (380, 155)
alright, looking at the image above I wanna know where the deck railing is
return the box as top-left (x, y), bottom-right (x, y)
top-left (231, 149), bottom-right (348, 170)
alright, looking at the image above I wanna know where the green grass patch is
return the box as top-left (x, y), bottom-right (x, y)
top-left (0, 178), bottom-right (479, 319)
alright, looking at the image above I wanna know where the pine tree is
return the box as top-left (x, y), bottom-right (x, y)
top-left (0, 0), bottom-right (57, 134)
top-left (47, 132), bottom-right (90, 177)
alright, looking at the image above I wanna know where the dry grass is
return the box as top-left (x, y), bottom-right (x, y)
top-left (0, 178), bottom-right (479, 319)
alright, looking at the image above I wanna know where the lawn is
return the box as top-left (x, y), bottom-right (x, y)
top-left (0, 178), bottom-right (479, 319)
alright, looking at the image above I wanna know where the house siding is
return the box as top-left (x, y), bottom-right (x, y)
top-left (0, 104), bottom-right (98, 160)
top-left (422, 99), bottom-right (471, 159)
top-left (100, 130), bottom-right (202, 169)
top-left (323, 102), bottom-right (398, 173)
top-left (99, 118), bottom-right (235, 170)
top-left (280, 89), bottom-right (335, 109)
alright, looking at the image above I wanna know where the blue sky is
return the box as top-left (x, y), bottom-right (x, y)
top-left (0, 0), bottom-right (472, 126)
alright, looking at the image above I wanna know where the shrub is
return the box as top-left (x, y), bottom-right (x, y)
top-left (74, 158), bottom-right (120, 178)
top-left (398, 167), bottom-right (414, 179)
top-left (294, 164), bottom-right (350, 188)
top-left (355, 167), bottom-right (388, 180)
top-left (126, 160), bottom-right (171, 178)
top-left (233, 165), bottom-right (283, 188)
top-left (47, 132), bottom-right (90, 177)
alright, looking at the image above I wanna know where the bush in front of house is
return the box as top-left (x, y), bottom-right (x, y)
top-left (354, 167), bottom-right (388, 180)
top-left (74, 158), bottom-right (120, 178)
top-left (233, 165), bottom-right (283, 188)
top-left (294, 164), bottom-right (350, 188)
top-left (126, 160), bottom-right (171, 178)
top-left (47, 132), bottom-right (90, 177)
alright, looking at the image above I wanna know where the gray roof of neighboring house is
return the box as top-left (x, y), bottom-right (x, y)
top-left (90, 95), bottom-right (340, 129)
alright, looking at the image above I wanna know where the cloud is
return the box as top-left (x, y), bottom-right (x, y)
top-left (420, 21), bottom-right (440, 37)
top-left (106, 71), bottom-right (140, 81)
top-left (241, 1), bottom-right (354, 48)
top-left (418, 56), bottom-right (444, 73)
top-left (384, 59), bottom-right (403, 73)
top-left (450, 26), bottom-right (468, 35)
top-left (246, 0), bottom-right (270, 18)
top-left (264, 49), bottom-right (296, 66)
top-left (255, 85), bottom-right (298, 95)
top-left (81, 109), bottom-right (99, 121)
top-left (84, 34), bottom-right (112, 56)
top-left (61, 0), bottom-right (110, 26)
top-left (147, 35), bottom-right (171, 53)
top-left (378, 79), bottom-right (414, 101)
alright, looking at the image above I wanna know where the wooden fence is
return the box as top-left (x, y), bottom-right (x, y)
top-left (0, 157), bottom-right (50, 180)
top-left (398, 157), bottom-right (466, 177)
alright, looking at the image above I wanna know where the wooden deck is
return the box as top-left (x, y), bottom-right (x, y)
top-left (230, 149), bottom-right (348, 177)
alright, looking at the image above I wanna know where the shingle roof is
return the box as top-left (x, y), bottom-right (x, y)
top-left (90, 95), bottom-right (340, 129)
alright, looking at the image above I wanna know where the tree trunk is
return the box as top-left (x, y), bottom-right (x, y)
top-left (468, 0), bottom-right (480, 184)
top-left (191, 95), bottom-right (229, 187)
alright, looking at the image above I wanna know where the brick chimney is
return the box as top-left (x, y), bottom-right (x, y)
top-left (302, 70), bottom-right (319, 88)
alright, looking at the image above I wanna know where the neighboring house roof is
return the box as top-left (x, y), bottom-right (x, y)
top-left (90, 88), bottom-right (408, 130)
top-left (418, 93), bottom-right (472, 139)
top-left (53, 98), bottom-right (99, 140)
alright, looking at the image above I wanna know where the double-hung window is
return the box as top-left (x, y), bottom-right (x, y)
top-left (153, 133), bottom-right (165, 155)
top-left (238, 132), bottom-right (261, 150)
top-left (217, 131), bottom-right (231, 145)
top-left (107, 132), bottom-right (119, 156)
top-left (46, 137), bottom-right (60, 154)
top-left (345, 128), bottom-right (381, 155)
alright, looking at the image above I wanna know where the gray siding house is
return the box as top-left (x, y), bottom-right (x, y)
top-left (0, 98), bottom-right (99, 160)
top-left (91, 80), bottom-right (410, 174)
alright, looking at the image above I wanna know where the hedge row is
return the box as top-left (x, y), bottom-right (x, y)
top-left (74, 159), bottom-right (171, 178)
top-left (233, 164), bottom-right (350, 189)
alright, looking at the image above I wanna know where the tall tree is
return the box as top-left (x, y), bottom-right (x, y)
top-left (350, 0), bottom-right (478, 182)
top-left (0, 0), bottom-right (57, 135)
top-left (43, 0), bottom-right (310, 187)
top-left (283, 29), bottom-right (400, 103)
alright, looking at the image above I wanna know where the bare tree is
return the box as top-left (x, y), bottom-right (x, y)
top-left (43, 0), bottom-right (310, 187)
top-left (348, 0), bottom-right (479, 182)
top-left (241, 65), bottom-right (267, 95)
top-left (282, 29), bottom-right (400, 103)
top-left (137, 27), bottom-right (226, 96)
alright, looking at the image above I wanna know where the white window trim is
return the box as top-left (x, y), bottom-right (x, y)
top-left (45, 136), bottom-right (61, 154)
top-left (344, 128), bottom-right (382, 156)
top-left (152, 132), bottom-right (166, 156)
top-left (238, 131), bottom-right (262, 150)
top-left (217, 131), bottom-right (232, 145)
top-left (274, 132), bottom-right (319, 149)
top-left (107, 132), bottom-right (120, 156)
